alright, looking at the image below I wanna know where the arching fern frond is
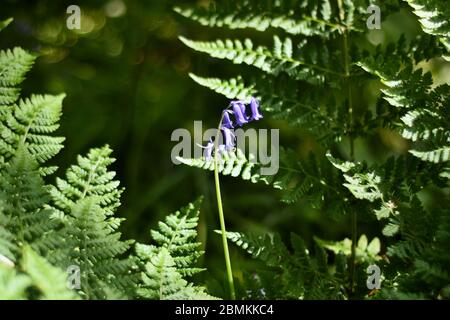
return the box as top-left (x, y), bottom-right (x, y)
top-left (359, 49), bottom-right (450, 165)
top-left (50, 197), bottom-right (137, 300)
top-left (175, 1), bottom-right (401, 37)
top-left (138, 248), bottom-right (215, 300)
top-left (222, 231), bottom-right (289, 268)
top-left (188, 73), bottom-right (336, 135)
top-left (404, 0), bottom-right (450, 61)
top-left (189, 74), bottom-right (255, 102)
top-left (381, 196), bottom-right (450, 299)
top-left (175, 1), bottom-right (344, 38)
top-left (21, 245), bottom-right (79, 300)
top-left (178, 148), bottom-right (347, 214)
top-left (140, 198), bottom-right (204, 277)
top-left (0, 47), bottom-right (36, 117)
top-left (0, 263), bottom-right (31, 299)
top-left (0, 148), bottom-right (59, 260)
top-left (224, 230), bottom-right (346, 299)
top-left (180, 36), bottom-right (343, 86)
top-left (0, 246), bottom-right (79, 300)
top-left (0, 202), bottom-right (15, 264)
top-left (327, 152), bottom-right (446, 221)
top-left (50, 145), bottom-right (123, 219)
top-left (0, 94), bottom-right (65, 175)
top-left (136, 198), bottom-right (216, 300)
top-left (0, 18), bottom-right (13, 32)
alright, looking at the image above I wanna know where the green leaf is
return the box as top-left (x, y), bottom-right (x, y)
top-left (21, 246), bottom-right (79, 300)
top-left (0, 18), bottom-right (13, 32)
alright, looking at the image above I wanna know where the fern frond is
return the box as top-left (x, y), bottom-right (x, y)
top-left (404, 0), bottom-right (450, 60)
top-left (188, 73), bottom-right (337, 136)
top-left (359, 47), bottom-right (450, 165)
top-left (136, 198), bottom-right (216, 299)
top-left (0, 94), bottom-right (65, 174)
top-left (0, 246), bottom-right (79, 300)
top-left (177, 148), bottom-right (264, 183)
top-left (180, 36), bottom-right (343, 85)
top-left (221, 231), bottom-right (289, 267)
top-left (0, 264), bottom-right (31, 299)
top-left (189, 74), bottom-right (255, 102)
top-left (175, 2), bottom-right (344, 37)
top-left (138, 248), bottom-right (215, 300)
top-left (0, 47), bottom-right (36, 116)
top-left (0, 201), bottom-right (15, 263)
top-left (410, 147), bottom-right (450, 163)
top-left (315, 234), bottom-right (381, 263)
top-left (146, 197), bottom-right (204, 277)
top-left (383, 196), bottom-right (450, 299)
top-left (50, 197), bottom-right (137, 300)
top-left (175, 0), bottom-right (398, 37)
top-left (21, 246), bottom-right (79, 300)
top-left (0, 18), bottom-right (13, 32)
top-left (225, 230), bottom-right (346, 299)
top-left (50, 145), bottom-right (123, 219)
top-left (179, 148), bottom-right (346, 214)
top-left (0, 148), bottom-right (59, 258)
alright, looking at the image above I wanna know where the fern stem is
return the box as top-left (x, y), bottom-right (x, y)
top-left (342, 25), bottom-right (357, 295)
top-left (350, 207), bottom-right (357, 293)
top-left (213, 115), bottom-right (236, 300)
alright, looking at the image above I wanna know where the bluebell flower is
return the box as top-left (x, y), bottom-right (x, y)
top-left (231, 101), bottom-right (248, 126)
top-left (221, 126), bottom-right (235, 151)
top-left (222, 110), bottom-right (234, 129)
top-left (239, 102), bottom-right (249, 120)
top-left (249, 97), bottom-right (263, 121)
top-left (218, 144), bottom-right (226, 154)
top-left (197, 139), bottom-right (214, 161)
top-left (197, 98), bottom-right (263, 161)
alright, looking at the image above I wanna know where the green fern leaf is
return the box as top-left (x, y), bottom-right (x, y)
top-left (21, 246), bottom-right (79, 300)
top-left (50, 145), bottom-right (123, 219)
top-left (147, 197), bottom-right (204, 277)
top-left (50, 197), bottom-right (137, 299)
top-left (180, 36), bottom-right (341, 85)
top-left (0, 201), bottom-right (15, 263)
top-left (404, 0), bottom-right (450, 60)
top-left (136, 198), bottom-right (216, 299)
top-left (0, 148), bottom-right (58, 259)
top-left (138, 248), bottom-right (215, 300)
top-left (0, 47), bottom-right (36, 116)
top-left (0, 18), bottom-right (13, 32)
top-left (0, 94), bottom-right (65, 174)
top-left (0, 263), bottom-right (31, 299)
top-left (174, 0), bottom-right (367, 37)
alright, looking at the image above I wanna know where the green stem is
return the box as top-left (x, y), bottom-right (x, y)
top-left (342, 27), bottom-right (357, 296)
top-left (350, 203), bottom-right (357, 294)
top-left (214, 114), bottom-right (236, 300)
top-left (349, 137), bottom-right (356, 295)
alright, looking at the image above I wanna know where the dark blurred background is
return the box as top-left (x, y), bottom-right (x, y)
top-left (1, 0), bottom-right (449, 294)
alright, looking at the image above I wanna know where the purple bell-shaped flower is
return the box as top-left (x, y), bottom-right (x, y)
top-left (197, 139), bottom-right (215, 161)
top-left (222, 110), bottom-right (234, 129)
top-left (221, 126), bottom-right (235, 151)
top-left (231, 101), bottom-right (248, 127)
top-left (249, 97), bottom-right (263, 121)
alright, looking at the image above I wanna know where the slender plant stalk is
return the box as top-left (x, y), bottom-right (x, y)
top-left (342, 25), bottom-right (358, 295)
top-left (213, 115), bottom-right (236, 300)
